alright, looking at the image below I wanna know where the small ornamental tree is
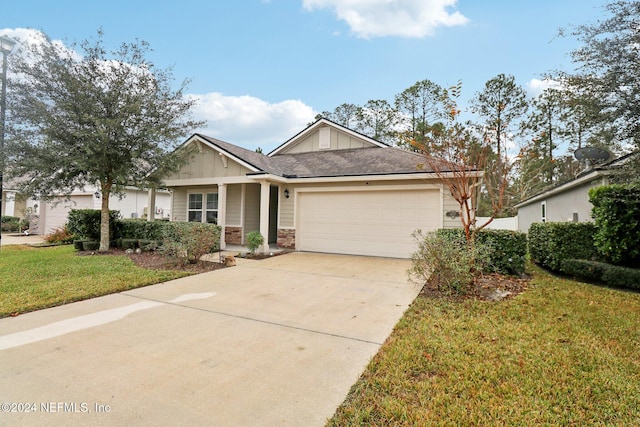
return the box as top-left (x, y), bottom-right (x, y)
top-left (6, 30), bottom-right (203, 251)
top-left (412, 83), bottom-right (511, 243)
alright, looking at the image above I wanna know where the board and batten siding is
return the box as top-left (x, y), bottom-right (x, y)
top-left (168, 143), bottom-right (253, 180)
top-left (279, 128), bottom-right (375, 154)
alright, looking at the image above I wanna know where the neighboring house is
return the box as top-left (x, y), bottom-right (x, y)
top-left (36, 186), bottom-right (172, 235)
top-left (163, 118), bottom-right (473, 258)
top-left (2, 182), bottom-right (171, 235)
top-left (515, 152), bottom-right (634, 233)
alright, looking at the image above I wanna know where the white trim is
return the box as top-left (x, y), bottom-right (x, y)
top-left (163, 176), bottom-right (260, 187)
top-left (240, 183), bottom-right (246, 244)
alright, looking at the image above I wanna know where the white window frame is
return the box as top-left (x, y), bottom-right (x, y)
top-left (187, 192), bottom-right (218, 224)
top-left (205, 193), bottom-right (218, 224)
top-left (187, 193), bottom-right (203, 222)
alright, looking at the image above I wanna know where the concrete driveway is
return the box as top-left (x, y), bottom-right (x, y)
top-left (0, 252), bottom-right (420, 426)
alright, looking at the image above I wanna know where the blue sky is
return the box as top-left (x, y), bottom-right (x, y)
top-left (2, 0), bottom-right (607, 152)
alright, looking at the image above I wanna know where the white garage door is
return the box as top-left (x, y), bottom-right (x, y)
top-left (297, 189), bottom-right (441, 258)
top-left (42, 196), bottom-right (94, 235)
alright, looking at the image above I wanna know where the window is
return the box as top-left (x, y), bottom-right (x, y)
top-left (188, 194), bottom-right (203, 222)
top-left (188, 193), bottom-right (218, 224)
top-left (541, 201), bottom-right (547, 223)
top-left (206, 193), bottom-right (218, 224)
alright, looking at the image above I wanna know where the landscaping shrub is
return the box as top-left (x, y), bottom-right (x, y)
top-left (1, 215), bottom-right (25, 232)
top-left (121, 238), bottom-right (138, 250)
top-left (589, 185), bottom-right (640, 267)
top-left (67, 209), bottom-right (121, 241)
top-left (410, 230), bottom-right (490, 295)
top-left (436, 228), bottom-right (527, 275)
top-left (82, 241), bottom-right (100, 251)
top-left (161, 222), bottom-right (221, 264)
top-left (117, 219), bottom-right (171, 241)
top-left (44, 225), bottom-right (75, 244)
top-left (562, 259), bottom-right (640, 290)
top-left (1, 216), bottom-right (19, 232)
top-left (246, 231), bottom-right (264, 254)
top-left (528, 222), bottom-right (598, 272)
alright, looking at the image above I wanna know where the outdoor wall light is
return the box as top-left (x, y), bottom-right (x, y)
top-left (284, 189), bottom-right (290, 198)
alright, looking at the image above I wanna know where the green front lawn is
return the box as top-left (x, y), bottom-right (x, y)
top-left (0, 245), bottom-right (191, 317)
top-left (328, 266), bottom-right (640, 425)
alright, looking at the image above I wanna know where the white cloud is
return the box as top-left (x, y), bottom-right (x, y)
top-left (527, 78), bottom-right (563, 97)
top-left (189, 92), bottom-right (318, 151)
top-left (302, 0), bottom-right (468, 38)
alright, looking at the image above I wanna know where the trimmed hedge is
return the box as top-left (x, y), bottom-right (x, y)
top-left (562, 259), bottom-right (640, 290)
top-left (437, 228), bottom-right (527, 275)
top-left (528, 222), bottom-right (598, 272)
top-left (589, 185), bottom-right (640, 267)
top-left (118, 219), bottom-right (171, 241)
top-left (67, 209), bottom-right (121, 241)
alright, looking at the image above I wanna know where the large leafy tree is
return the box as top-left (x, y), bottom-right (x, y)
top-left (6, 30), bottom-right (202, 251)
top-left (562, 0), bottom-right (640, 148)
top-left (470, 73), bottom-right (528, 160)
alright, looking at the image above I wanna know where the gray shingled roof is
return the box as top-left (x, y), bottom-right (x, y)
top-left (269, 147), bottom-right (436, 177)
top-left (195, 133), bottom-right (446, 178)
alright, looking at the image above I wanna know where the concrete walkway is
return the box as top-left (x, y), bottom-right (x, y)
top-left (0, 233), bottom-right (45, 246)
top-left (0, 252), bottom-right (419, 426)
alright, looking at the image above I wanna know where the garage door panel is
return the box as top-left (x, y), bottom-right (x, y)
top-left (297, 189), bottom-right (440, 258)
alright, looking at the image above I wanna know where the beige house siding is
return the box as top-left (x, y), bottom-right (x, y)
top-left (279, 186), bottom-right (295, 228)
top-left (333, 129), bottom-right (368, 150)
top-left (243, 184), bottom-right (260, 238)
top-left (172, 188), bottom-right (187, 222)
top-left (168, 144), bottom-right (253, 181)
top-left (442, 191), bottom-right (461, 228)
top-left (277, 128), bottom-right (378, 154)
top-left (226, 184), bottom-right (243, 226)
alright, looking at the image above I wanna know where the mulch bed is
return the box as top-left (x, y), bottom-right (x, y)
top-left (421, 272), bottom-right (531, 301)
top-left (77, 248), bottom-right (225, 273)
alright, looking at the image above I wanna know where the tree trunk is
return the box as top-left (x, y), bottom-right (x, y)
top-left (99, 183), bottom-right (112, 252)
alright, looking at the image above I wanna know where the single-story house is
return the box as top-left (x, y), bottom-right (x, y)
top-left (163, 118), bottom-right (472, 258)
top-left (515, 152), bottom-right (635, 233)
top-left (2, 181), bottom-right (171, 235)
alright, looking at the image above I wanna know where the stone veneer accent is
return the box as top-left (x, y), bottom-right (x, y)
top-left (225, 226), bottom-right (243, 245)
top-left (277, 228), bottom-right (295, 249)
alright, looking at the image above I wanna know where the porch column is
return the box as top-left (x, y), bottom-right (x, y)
top-left (218, 183), bottom-right (227, 250)
top-left (259, 181), bottom-right (270, 253)
top-left (147, 188), bottom-right (156, 221)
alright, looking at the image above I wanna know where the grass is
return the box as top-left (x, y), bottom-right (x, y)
top-left (0, 245), bottom-right (191, 318)
top-left (327, 265), bottom-right (640, 426)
